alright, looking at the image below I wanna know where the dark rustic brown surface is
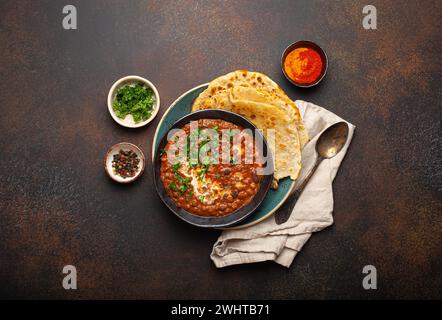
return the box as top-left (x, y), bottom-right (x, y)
top-left (0, 0), bottom-right (441, 299)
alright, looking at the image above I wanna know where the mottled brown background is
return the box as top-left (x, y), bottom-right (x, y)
top-left (0, 0), bottom-right (440, 299)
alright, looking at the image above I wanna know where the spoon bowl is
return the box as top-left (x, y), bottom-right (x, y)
top-left (316, 122), bottom-right (349, 159)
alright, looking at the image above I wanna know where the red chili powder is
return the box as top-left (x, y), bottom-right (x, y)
top-left (284, 47), bottom-right (323, 85)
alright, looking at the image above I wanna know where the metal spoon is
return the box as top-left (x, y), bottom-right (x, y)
top-left (274, 121), bottom-right (349, 225)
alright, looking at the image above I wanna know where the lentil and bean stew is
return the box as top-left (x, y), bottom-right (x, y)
top-left (160, 119), bottom-right (263, 216)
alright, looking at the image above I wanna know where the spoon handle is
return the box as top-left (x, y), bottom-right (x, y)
top-left (274, 157), bottom-right (323, 225)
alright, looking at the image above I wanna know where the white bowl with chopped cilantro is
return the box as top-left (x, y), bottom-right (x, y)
top-left (107, 75), bottom-right (160, 128)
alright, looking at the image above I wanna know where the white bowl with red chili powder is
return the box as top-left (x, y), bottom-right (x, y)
top-left (104, 142), bottom-right (145, 183)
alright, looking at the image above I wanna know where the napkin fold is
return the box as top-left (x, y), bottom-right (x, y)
top-left (211, 100), bottom-right (355, 268)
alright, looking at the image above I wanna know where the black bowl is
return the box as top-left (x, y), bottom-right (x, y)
top-left (153, 109), bottom-right (274, 228)
top-left (281, 40), bottom-right (328, 88)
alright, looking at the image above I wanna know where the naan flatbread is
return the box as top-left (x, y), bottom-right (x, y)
top-left (192, 70), bottom-right (309, 148)
top-left (227, 100), bottom-right (302, 182)
top-left (192, 70), bottom-right (307, 187)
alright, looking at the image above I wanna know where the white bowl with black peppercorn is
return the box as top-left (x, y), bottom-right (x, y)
top-left (107, 75), bottom-right (160, 128)
top-left (104, 142), bottom-right (145, 183)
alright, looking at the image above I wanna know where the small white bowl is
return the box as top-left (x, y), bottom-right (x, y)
top-left (104, 142), bottom-right (145, 183)
top-left (107, 75), bottom-right (160, 128)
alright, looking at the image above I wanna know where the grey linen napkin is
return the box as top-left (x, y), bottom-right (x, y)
top-left (211, 100), bottom-right (355, 268)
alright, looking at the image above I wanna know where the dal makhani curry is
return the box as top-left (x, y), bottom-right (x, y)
top-left (160, 119), bottom-right (264, 216)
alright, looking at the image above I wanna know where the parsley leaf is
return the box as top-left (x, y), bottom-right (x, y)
top-left (178, 184), bottom-right (189, 193)
top-left (112, 83), bottom-right (155, 123)
top-left (168, 181), bottom-right (177, 191)
top-left (172, 163), bottom-right (181, 173)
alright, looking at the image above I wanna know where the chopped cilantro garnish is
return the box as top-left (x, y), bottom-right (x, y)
top-left (112, 83), bottom-right (155, 123)
top-left (178, 184), bottom-right (189, 193)
top-left (168, 181), bottom-right (177, 191)
top-left (186, 191), bottom-right (193, 201)
top-left (172, 163), bottom-right (181, 173)
top-left (175, 172), bottom-right (191, 193)
top-left (175, 173), bottom-right (184, 184)
top-left (196, 168), bottom-right (206, 176)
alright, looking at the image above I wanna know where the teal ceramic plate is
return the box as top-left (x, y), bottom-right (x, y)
top-left (151, 84), bottom-right (295, 229)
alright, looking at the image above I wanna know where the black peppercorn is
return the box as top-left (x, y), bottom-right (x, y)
top-left (112, 149), bottom-right (140, 178)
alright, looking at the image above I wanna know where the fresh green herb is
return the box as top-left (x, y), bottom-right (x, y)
top-left (213, 126), bottom-right (219, 132)
top-left (186, 191), bottom-right (193, 201)
top-left (175, 173), bottom-right (184, 184)
top-left (113, 83), bottom-right (155, 123)
top-left (175, 172), bottom-right (191, 193)
top-left (196, 163), bottom-right (210, 179)
top-left (178, 184), bottom-right (189, 193)
top-left (172, 163), bottom-right (181, 173)
top-left (159, 148), bottom-right (167, 156)
top-left (198, 195), bottom-right (205, 202)
top-left (168, 181), bottom-right (177, 191)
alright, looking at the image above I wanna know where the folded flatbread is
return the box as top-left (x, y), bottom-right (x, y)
top-left (192, 70), bottom-right (309, 187)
